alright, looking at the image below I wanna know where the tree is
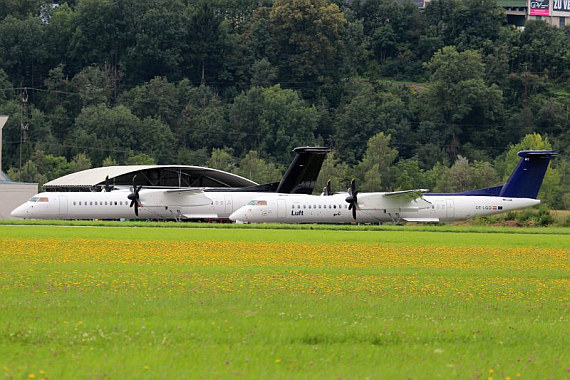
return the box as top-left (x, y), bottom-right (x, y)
top-left (181, 85), bottom-right (229, 152)
top-left (355, 132), bottom-right (398, 191)
top-left (497, 133), bottom-right (562, 208)
top-left (71, 65), bottom-right (114, 107)
top-left (120, 76), bottom-right (180, 130)
top-left (412, 46), bottom-right (504, 158)
top-left (207, 148), bottom-right (237, 173)
top-left (334, 81), bottom-right (410, 164)
top-left (392, 159), bottom-right (429, 191)
top-left (124, 0), bottom-right (188, 83)
top-left (69, 152), bottom-right (92, 172)
top-left (0, 15), bottom-right (47, 87)
top-left (236, 150), bottom-right (282, 184)
top-left (70, 104), bottom-right (174, 165)
top-left (228, 87), bottom-right (265, 156)
top-left (268, 0), bottom-right (346, 99)
top-left (258, 85), bottom-right (319, 163)
top-left (7, 160), bottom-right (46, 185)
top-left (434, 156), bottom-right (499, 192)
top-left (186, 0), bottom-right (225, 83)
top-left (67, 0), bottom-right (125, 75)
top-left (125, 153), bottom-right (156, 165)
top-left (455, 0), bottom-right (505, 51)
top-left (315, 151), bottom-right (352, 195)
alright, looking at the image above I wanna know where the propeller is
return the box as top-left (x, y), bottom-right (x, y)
top-left (322, 180), bottom-right (332, 196)
top-left (345, 179), bottom-right (359, 220)
top-left (127, 175), bottom-right (143, 216)
top-left (104, 176), bottom-right (113, 192)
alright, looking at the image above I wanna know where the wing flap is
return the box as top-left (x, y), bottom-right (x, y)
top-left (182, 214), bottom-right (219, 219)
top-left (358, 190), bottom-right (431, 210)
top-left (402, 218), bottom-right (440, 223)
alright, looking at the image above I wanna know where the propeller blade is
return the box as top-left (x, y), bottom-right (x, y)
top-left (323, 180), bottom-right (332, 196)
top-left (104, 175), bottom-right (112, 192)
top-left (345, 179), bottom-right (358, 220)
top-left (128, 175), bottom-right (142, 217)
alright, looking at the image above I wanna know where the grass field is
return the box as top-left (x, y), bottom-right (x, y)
top-left (1, 224), bottom-right (569, 379)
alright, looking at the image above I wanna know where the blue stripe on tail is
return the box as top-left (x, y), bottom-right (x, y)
top-left (449, 150), bottom-right (557, 198)
top-left (498, 150), bottom-right (557, 199)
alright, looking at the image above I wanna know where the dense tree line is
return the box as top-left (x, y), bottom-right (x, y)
top-left (1, 0), bottom-right (569, 208)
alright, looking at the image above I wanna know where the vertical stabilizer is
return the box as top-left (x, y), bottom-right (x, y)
top-left (276, 147), bottom-right (330, 194)
top-left (499, 150), bottom-right (557, 199)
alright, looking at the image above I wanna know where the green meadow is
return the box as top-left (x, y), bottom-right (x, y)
top-left (0, 224), bottom-right (568, 379)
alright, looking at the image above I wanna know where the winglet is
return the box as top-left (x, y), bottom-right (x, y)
top-left (499, 150), bottom-right (557, 199)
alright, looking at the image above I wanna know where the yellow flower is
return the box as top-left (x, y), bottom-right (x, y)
top-left (275, 359), bottom-right (282, 363)
top-left (28, 374), bottom-right (36, 379)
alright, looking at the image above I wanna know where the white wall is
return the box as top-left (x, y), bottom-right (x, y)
top-left (0, 183), bottom-right (38, 219)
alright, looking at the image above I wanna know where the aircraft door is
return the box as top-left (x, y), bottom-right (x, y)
top-left (58, 195), bottom-right (68, 217)
top-left (277, 199), bottom-right (287, 218)
top-left (224, 196), bottom-right (233, 215)
top-left (446, 199), bottom-right (454, 219)
top-left (431, 200), bottom-right (445, 218)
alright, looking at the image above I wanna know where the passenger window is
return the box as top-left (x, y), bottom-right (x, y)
top-left (333, 205), bottom-right (336, 209)
top-left (114, 201), bottom-right (117, 205)
top-left (73, 202), bottom-right (76, 206)
top-left (79, 201), bottom-right (82, 205)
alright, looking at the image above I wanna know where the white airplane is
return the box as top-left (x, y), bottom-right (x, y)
top-left (10, 147), bottom-right (330, 221)
top-left (228, 150), bottom-right (557, 224)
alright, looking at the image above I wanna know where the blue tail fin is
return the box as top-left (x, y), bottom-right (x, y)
top-left (499, 150), bottom-right (557, 199)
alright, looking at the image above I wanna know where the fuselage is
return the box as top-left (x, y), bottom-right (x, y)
top-left (228, 193), bottom-right (541, 224)
top-left (10, 189), bottom-right (270, 221)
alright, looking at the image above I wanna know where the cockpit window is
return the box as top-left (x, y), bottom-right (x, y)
top-left (246, 200), bottom-right (267, 206)
top-left (29, 197), bottom-right (48, 202)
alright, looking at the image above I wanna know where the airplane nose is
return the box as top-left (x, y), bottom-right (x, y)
top-left (229, 208), bottom-right (249, 224)
top-left (10, 204), bottom-right (28, 219)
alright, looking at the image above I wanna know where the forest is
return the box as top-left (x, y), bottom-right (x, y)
top-left (1, 0), bottom-right (569, 208)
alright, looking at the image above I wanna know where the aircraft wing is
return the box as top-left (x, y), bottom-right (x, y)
top-left (383, 189), bottom-right (429, 199)
top-left (140, 188), bottom-right (212, 207)
top-left (358, 190), bottom-right (431, 211)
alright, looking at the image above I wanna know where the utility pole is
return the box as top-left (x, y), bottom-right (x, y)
top-left (0, 116), bottom-right (8, 177)
top-left (19, 88), bottom-right (29, 182)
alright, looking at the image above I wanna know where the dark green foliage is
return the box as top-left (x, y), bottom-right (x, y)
top-left (0, 0), bottom-right (568, 207)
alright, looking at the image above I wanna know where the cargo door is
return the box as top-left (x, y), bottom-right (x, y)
top-left (58, 195), bottom-right (68, 217)
top-left (277, 199), bottom-right (287, 218)
top-left (224, 196), bottom-right (233, 215)
top-left (446, 199), bottom-right (454, 219)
